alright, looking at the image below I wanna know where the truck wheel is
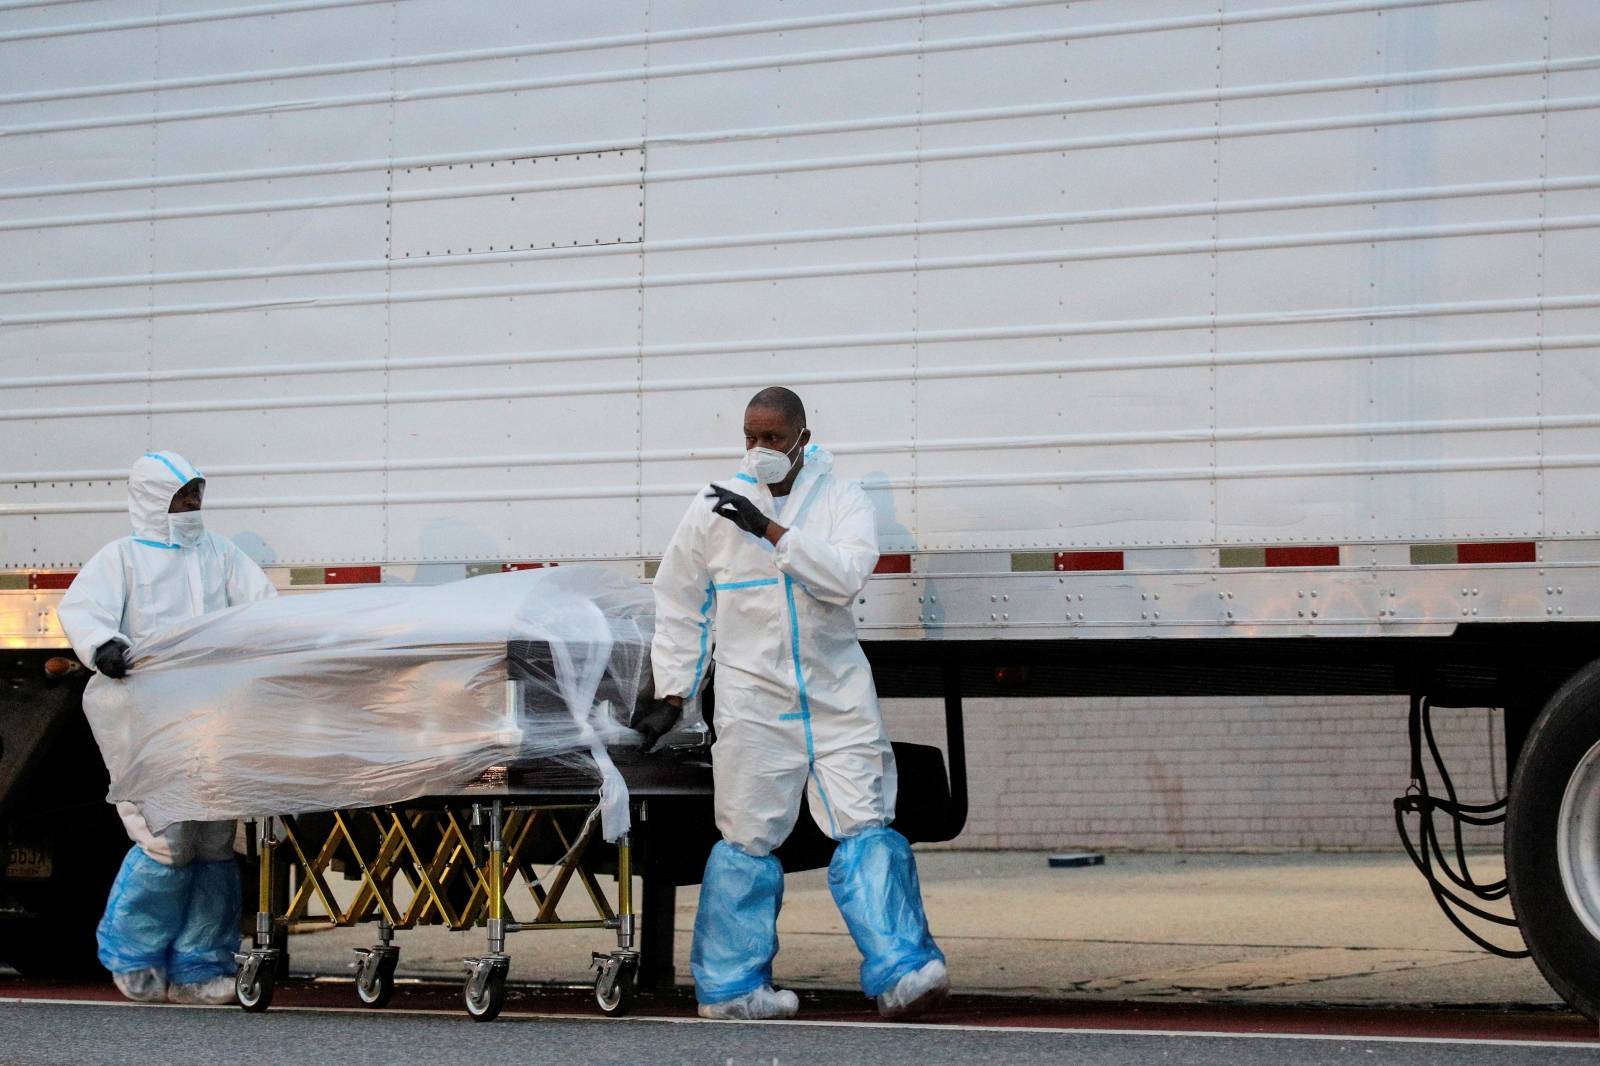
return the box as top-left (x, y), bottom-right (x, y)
top-left (1507, 659), bottom-right (1600, 1019)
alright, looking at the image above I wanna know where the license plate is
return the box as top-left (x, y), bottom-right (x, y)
top-left (5, 844), bottom-right (52, 880)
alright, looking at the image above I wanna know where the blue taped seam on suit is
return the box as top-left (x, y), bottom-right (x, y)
top-left (784, 574), bottom-right (838, 837)
top-left (143, 452), bottom-right (193, 483)
top-left (686, 581), bottom-right (715, 700)
top-left (733, 472), bottom-right (757, 484)
top-left (714, 578), bottom-right (779, 590)
top-left (133, 538), bottom-right (180, 550)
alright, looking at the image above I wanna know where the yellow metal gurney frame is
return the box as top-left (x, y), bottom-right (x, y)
top-left (233, 797), bottom-right (637, 1021)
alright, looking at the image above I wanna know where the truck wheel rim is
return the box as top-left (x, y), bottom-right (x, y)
top-left (1558, 739), bottom-right (1600, 942)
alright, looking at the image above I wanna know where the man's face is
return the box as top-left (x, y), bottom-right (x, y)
top-left (168, 479), bottom-right (205, 514)
top-left (743, 405), bottom-right (807, 457)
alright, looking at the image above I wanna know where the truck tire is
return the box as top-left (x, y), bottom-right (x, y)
top-left (1507, 659), bottom-right (1600, 1019)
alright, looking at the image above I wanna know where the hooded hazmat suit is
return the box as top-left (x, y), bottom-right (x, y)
top-left (57, 451), bottom-right (275, 986)
top-left (651, 444), bottom-right (943, 1006)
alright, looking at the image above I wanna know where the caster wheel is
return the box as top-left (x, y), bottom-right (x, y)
top-left (594, 960), bottom-right (636, 1016)
top-left (464, 967), bottom-right (506, 1022)
top-left (236, 966), bottom-right (275, 1012)
top-left (355, 953), bottom-right (398, 1009)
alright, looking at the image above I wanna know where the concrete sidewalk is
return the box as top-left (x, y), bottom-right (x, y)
top-left (283, 850), bottom-right (1560, 1009)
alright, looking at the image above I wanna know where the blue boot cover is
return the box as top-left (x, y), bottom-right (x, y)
top-left (168, 859), bottom-right (242, 983)
top-left (691, 841), bottom-right (785, 1004)
top-left (97, 845), bottom-right (193, 975)
top-left (828, 826), bottom-right (945, 997)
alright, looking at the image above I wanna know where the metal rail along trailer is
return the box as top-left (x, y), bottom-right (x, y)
top-left (2, 0), bottom-right (1600, 1018)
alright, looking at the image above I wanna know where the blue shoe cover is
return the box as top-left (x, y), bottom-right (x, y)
top-left (98, 846), bottom-right (193, 975)
top-left (167, 859), bottom-right (241, 984)
top-left (691, 841), bottom-right (784, 1005)
top-left (827, 826), bottom-right (945, 997)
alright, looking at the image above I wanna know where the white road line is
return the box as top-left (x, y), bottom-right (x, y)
top-left (2, 994), bottom-right (1596, 1050)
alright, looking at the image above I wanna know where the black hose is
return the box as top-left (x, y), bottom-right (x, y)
top-left (1392, 695), bottom-right (1528, 959)
top-left (1423, 692), bottom-right (1478, 885)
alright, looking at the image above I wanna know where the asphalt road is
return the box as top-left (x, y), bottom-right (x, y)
top-left (1, 852), bottom-right (1582, 1063)
top-left (2, 997), bottom-right (1597, 1066)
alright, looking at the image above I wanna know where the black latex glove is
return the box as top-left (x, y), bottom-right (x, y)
top-left (632, 698), bottom-right (683, 751)
top-left (93, 640), bottom-right (130, 679)
top-left (706, 484), bottom-right (770, 538)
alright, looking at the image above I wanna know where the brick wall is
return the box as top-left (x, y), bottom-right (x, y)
top-left (883, 696), bottom-right (1506, 851)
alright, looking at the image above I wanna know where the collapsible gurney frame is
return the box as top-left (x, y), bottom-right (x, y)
top-left (233, 794), bottom-right (639, 1022)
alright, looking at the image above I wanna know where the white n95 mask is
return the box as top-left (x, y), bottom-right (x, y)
top-left (168, 512), bottom-right (205, 548)
top-left (747, 438), bottom-right (803, 485)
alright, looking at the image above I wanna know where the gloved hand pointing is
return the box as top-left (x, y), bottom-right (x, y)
top-left (93, 640), bottom-right (130, 679)
top-left (706, 485), bottom-right (770, 539)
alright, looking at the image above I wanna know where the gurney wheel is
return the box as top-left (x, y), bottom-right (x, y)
top-left (595, 959), bottom-right (636, 1016)
top-left (236, 967), bottom-right (275, 1013)
top-left (356, 954), bottom-right (397, 1009)
top-left (464, 968), bottom-right (506, 1022)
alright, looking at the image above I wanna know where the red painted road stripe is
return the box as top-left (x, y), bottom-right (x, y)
top-left (28, 572), bottom-right (76, 590)
top-left (1263, 546), bottom-right (1340, 568)
top-left (873, 554), bottom-right (912, 574)
top-left (323, 566), bottom-right (381, 584)
top-left (1054, 551), bottom-right (1125, 572)
top-left (1457, 541), bottom-right (1537, 564)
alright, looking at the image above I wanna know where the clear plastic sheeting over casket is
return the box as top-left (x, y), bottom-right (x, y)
top-left (81, 568), bottom-right (655, 842)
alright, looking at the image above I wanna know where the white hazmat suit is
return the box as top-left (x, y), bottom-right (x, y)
top-left (652, 443), bottom-right (944, 1014)
top-left (57, 452), bottom-right (275, 1001)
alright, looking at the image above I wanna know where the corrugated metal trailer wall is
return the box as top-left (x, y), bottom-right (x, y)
top-left (1, 0), bottom-right (1596, 574)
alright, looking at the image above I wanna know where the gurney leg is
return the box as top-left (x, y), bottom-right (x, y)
top-left (616, 831), bottom-right (634, 951)
top-left (354, 919), bottom-right (398, 1008)
top-left (235, 817), bottom-right (280, 1012)
top-left (463, 802), bottom-right (509, 1021)
top-left (592, 832), bottom-right (639, 1016)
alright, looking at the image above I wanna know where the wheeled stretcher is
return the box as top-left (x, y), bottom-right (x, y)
top-left (234, 791), bottom-right (644, 1021)
top-left (231, 740), bottom-right (719, 1022)
top-left (75, 568), bottom-right (693, 1018)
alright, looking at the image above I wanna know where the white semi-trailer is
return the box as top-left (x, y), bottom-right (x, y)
top-left (3, 0), bottom-right (1599, 1016)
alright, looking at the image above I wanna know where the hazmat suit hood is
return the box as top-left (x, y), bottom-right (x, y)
top-left (127, 452), bottom-right (204, 545)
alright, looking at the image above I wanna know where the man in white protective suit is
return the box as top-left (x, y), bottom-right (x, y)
top-left (648, 388), bottom-right (949, 1021)
top-left (57, 451), bottom-right (276, 1004)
